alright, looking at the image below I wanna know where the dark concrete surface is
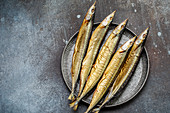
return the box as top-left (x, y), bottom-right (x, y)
top-left (0, 0), bottom-right (169, 113)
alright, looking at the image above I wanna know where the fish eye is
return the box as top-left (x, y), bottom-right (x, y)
top-left (122, 45), bottom-right (127, 50)
top-left (130, 41), bottom-right (133, 44)
top-left (86, 14), bottom-right (91, 20)
top-left (110, 17), bottom-right (113, 20)
top-left (143, 34), bottom-right (146, 37)
top-left (91, 9), bottom-right (94, 13)
top-left (136, 40), bottom-right (141, 44)
top-left (121, 25), bottom-right (124, 29)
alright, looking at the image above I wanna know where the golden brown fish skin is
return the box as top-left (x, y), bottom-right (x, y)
top-left (68, 2), bottom-right (96, 101)
top-left (78, 18), bottom-right (128, 97)
top-left (84, 36), bottom-right (136, 113)
top-left (92, 27), bottom-right (150, 113)
top-left (70, 11), bottom-right (116, 110)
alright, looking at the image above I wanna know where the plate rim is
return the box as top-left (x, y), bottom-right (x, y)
top-left (61, 22), bottom-right (150, 107)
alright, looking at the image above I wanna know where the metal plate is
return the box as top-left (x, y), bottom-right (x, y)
top-left (61, 23), bottom-right (149, 107)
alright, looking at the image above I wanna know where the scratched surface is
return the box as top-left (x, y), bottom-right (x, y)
top-left (0, 0), bottom-right (169, 113)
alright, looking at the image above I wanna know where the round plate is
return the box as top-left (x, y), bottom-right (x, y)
top-left (61, 23), bottom-right (149, 107)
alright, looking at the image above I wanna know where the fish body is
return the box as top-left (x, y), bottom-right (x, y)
top-left (70, 11), bottom-right (116, 110)
top-left (92, 27), bottom-right (150, 113)
top-left (85, 36), bottom-right (136, 113)
top-left (68, 2), bottom-right (96, 101)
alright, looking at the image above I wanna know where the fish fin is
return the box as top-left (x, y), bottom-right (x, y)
top-left (69, 100), bottom-right (79, 109)
top-left (92, 108), bottom-right (100, 113)
top-left (73, 104), bottom-right (78, 111)
top-left (68, 93), bottom-right (75, 101)
top-left (69, 101), bottom-right (75, 108)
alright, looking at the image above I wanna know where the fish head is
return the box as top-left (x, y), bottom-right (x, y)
top-left (101, 11), bottom-right (116, 27)
top-left (120, 36), bottom-right (136, 52)
top-left (113, 18), bottom-right (128, 35)
top-left (85, 1), bottom-right (96, 21)
top-left (134, 27), bottom-right (150, 47)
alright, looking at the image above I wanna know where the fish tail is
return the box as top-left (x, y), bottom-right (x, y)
top-left (73, 104), bottom-right (78, 111)
top-left (68, 93), bottom-right (75, 101)
top-left (92, 108), bottom-right (100, 113)
top-left (69, 99), bottom-right (79, 110)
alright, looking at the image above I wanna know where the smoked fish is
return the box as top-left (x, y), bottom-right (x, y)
top-left (68, 2), bottom-right (96, 101)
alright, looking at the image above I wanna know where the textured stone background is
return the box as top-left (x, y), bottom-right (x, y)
top-left (0, 0), bottom-right (169, 113)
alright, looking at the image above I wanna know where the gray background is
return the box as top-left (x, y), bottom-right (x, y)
top-left (0, 0), bottom-right (170, 113)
